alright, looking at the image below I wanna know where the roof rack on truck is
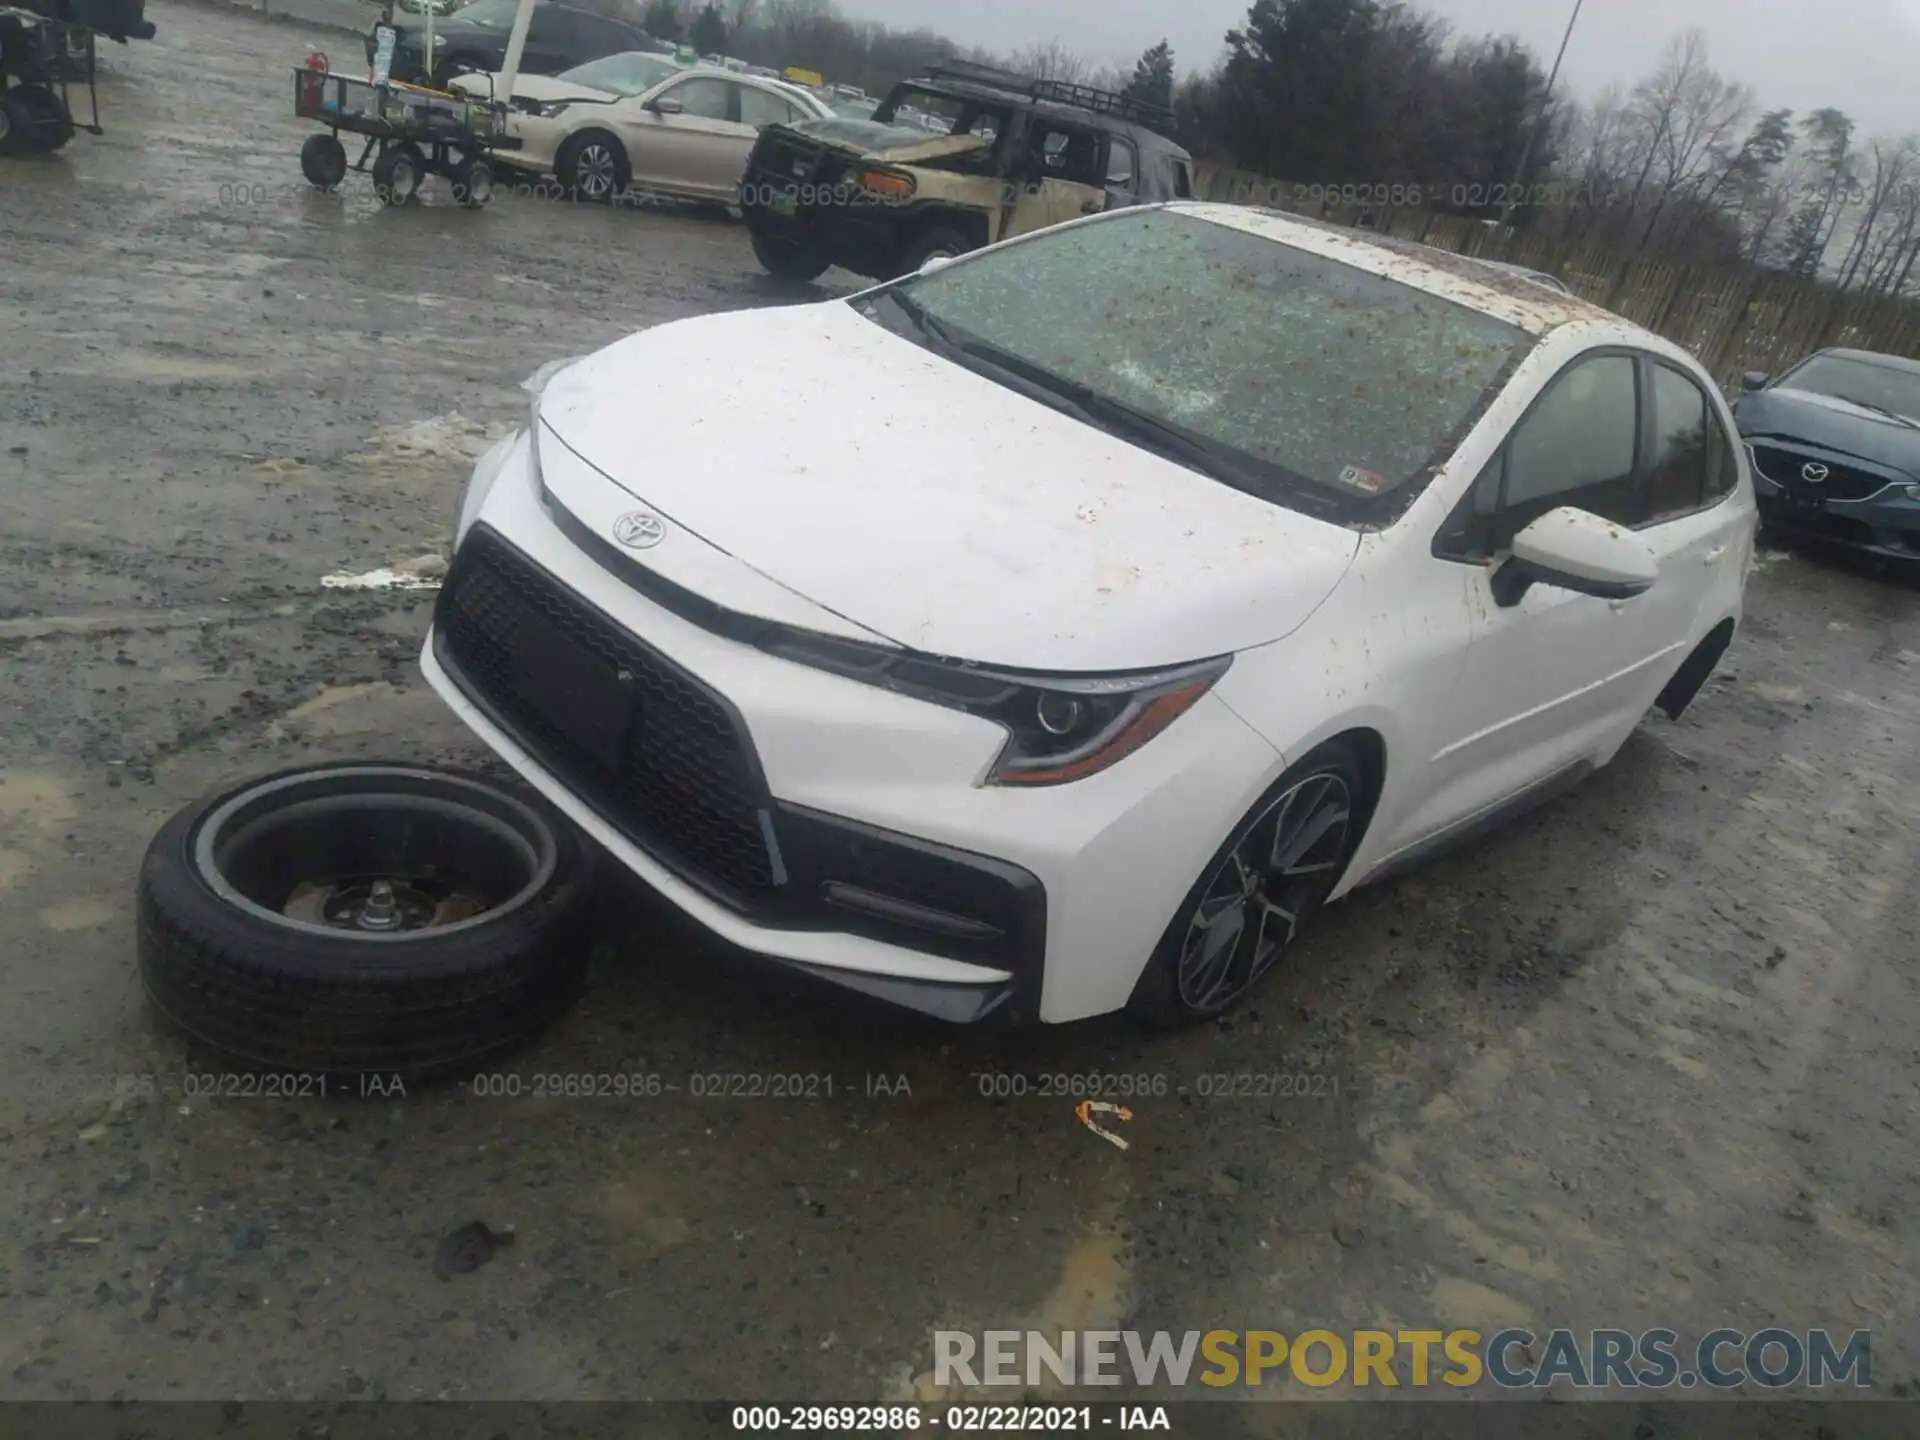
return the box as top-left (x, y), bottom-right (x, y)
top-left (915, 60), bottom-right (1177, 136)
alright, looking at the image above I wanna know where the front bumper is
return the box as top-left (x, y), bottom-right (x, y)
top-left (740, 144), bottom-right (919, 278)
top-left (421, 430), bottom-right (1286, 1023)
top-left (1749, 444), bottom-right (1920, 559)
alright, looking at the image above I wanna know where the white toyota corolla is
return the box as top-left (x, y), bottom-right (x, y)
top-left (423, 202), bottom-right (1755, 1026)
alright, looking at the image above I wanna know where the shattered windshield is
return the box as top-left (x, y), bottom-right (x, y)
top-left (867, 208), bottom-right (1532, 520)
top-left (873, 86), bottom-right (1003, 145)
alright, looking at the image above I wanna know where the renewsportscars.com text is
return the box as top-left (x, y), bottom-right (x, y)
top-left (934, 1327), bottom-right (1871, 1390)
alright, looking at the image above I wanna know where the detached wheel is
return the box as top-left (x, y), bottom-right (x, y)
top-left (0, 91), bottom-right (25, 158)
top-left (2, 84), bottom-right (73, 155)
top-left (554, 129), bottom-right (629, 203)
top-left (371, 143), bottom-right (423, 206)
top-left (449, 154), bottom-right (493, 207)
top-left (137, 762), bottom-right (598, 1083)
top-left (1128, 741), bottom-right (1364, 1027)
top-left (749, 228), bottom-right (829, 282)
top-left (300, 133), bottom-right (349, 190)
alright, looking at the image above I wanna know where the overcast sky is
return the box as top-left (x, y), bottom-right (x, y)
top-left (846, 0), bottom-right (1920, 140)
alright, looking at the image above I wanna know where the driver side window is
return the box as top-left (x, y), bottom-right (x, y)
top-left (659, 76), bottom-right (734, 120)
top-left (1441, 354), bottom-right (1642, 561)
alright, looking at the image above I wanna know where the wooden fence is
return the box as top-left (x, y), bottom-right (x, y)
top-left (1188, 161), bottom-right (1920, 395)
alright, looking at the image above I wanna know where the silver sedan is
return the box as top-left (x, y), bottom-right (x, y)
top-left (454, 58), bottom-right (833, 203)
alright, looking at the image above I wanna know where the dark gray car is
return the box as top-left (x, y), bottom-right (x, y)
top-left (1735, 348), bottom-right (1920, 561)
top-left (370, 0), bottom-right (650, 88)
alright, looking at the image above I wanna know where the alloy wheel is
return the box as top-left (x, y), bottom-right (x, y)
top-left (578, 144), bottom-right (616, 199)
top-left (1175, 771), bottom-right (1352, 1013)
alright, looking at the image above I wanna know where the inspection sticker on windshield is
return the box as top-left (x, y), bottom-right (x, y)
top-left (1336, 464), bottom-right (1385, 494)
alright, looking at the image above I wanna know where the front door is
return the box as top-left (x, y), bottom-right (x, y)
top-left (619, 75), bottom-right (743, 200)
top-left (1387, 352), bottom-right (1684, 855)
top-left (1002, 119), bottom-right (1102, 240)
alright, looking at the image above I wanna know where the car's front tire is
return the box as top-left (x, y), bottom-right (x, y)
top-left (555, 129), bottom-right (630, 203)
top-left (1128, 739), bottom-right (1365, 1027)
top-left (896, 225), bottom-right (972, 277)
top-left (749, 228), bottom-right (831, 282)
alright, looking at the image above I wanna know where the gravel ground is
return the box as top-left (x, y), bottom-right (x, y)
top-left (3, 5), bottom-right (1919, 1416)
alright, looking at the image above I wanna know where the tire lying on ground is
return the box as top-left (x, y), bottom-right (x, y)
top-left (137, 762), bottom-right (597, 1085)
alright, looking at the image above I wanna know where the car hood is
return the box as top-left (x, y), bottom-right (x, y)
top-left (536, 304), bottom-right (1360, 671)
top-left (781, 116), bottom-right (930, 151)
top-left (774, 119), bottom-right (991, 164)
top-left (1737, 387), bottom-right (1920, 476)
top-left (449, 72), bottom-right (615, 103)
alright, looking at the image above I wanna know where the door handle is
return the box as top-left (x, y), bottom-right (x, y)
top-left (1703, 546), bottom-right (1727, 565)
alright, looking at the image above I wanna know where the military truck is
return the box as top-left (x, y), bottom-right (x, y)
top-left (738, 60), bottom-right (1193, 282)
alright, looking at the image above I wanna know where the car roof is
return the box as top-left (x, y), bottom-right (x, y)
top-left (1170, 203), bottom-right (1655, 340)
top-left (756, 76), bottom-right (832, 110)
top-left (1811, 347), bottom-right (1920, 375)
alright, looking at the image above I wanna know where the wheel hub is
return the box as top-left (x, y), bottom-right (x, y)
top-left (283, 875), bottom-right (485, 933)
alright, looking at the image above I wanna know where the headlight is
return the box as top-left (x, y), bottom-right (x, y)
top-left (453, 429), bottom-right (520, 545)
top-left (763, 630), bottom-right (1230, 787)
top-left (453, 357), bottom-right (581, 544)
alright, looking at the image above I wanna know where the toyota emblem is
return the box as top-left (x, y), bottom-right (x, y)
top-left (612, 511), bottom-right (666, 549)
top-left (1801, 462), bottom-right (1830, 484)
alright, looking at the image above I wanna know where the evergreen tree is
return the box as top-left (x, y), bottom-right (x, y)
top-left (690, 2), bottom-right (730, 55)
top-left (1125, 40), bottom-right (1175, 113)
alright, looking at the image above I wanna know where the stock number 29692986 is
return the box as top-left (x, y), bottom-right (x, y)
top-left (971, 1072), bottom-right (1167, 1099)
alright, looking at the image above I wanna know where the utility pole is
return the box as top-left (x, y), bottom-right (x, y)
top-left (1498, 0), bottom-right (1584, 227)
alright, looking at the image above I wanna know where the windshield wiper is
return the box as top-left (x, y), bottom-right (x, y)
top-left (873, 288), bottom-right (962, 351)
top-left (940, 332), bottom-right (1339, 512)
top-left (1831, 393), bottom-right (1920, 430)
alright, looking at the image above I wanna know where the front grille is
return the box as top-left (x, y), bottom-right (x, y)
top-left (1749, 444), bottom-right (1899, 503)
top-left (757, 137), bottom-right (821, 181)
top-left (435, 526), bottom-right (774, 906)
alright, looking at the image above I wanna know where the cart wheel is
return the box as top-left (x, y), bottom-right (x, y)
top-left (371, 144), bottom-right (423, 207)
top-left (450, 155), bottom-right (493, 208)
top-left (300, 134), bottom-right (349, 191)
top-left (0, 92), bottom-right (25, 159)
top-left (3, 85), bottom-right (74, 155)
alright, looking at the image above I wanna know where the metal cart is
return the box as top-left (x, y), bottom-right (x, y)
top-left (293, 50), bottom-right (504, 207)
top-left (0, 5), bottom-right (85, 154)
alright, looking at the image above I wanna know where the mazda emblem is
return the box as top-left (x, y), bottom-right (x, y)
top-left (612, 511), bottom-right (666, 549)
top-left (1801, 462), bottom-right (1830, 484)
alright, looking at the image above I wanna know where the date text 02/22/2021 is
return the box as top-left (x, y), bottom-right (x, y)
top-left (729, 1405), bottom-right (1172, 1432)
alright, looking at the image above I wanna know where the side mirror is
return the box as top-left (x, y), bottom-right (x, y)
top-left (648, 96), bottom-right (685, 115)
top-left (1740, 371), bottom-right (1769, 393)
top-left (917, 254), bottom-right (953, 276)
top-left (1492, 506), bottom-right (1658, 607)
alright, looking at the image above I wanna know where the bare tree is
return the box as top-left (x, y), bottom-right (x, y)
top-left (1864, 175), bottom-right (1920, 295)
top-left (1619, 31), bottom-right (1754, 250)
top-left (1832, 135), bottom-right (1920, 289)
top-left (1009, 39), bottom-right (1089, 85)
top-left (1558, 85), bottom-right (1632, 240)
